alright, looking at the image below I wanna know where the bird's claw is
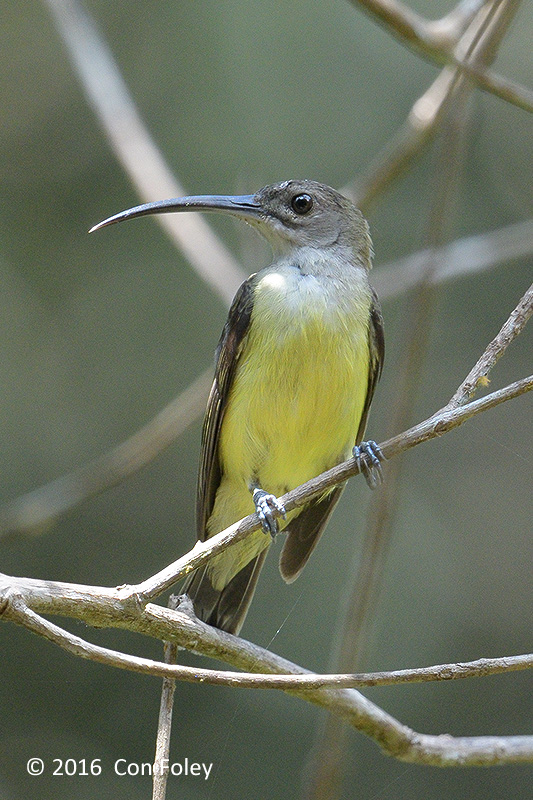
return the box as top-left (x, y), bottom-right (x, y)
top-left (252, 488), bottom-right (286, 538)
top-left (352, 440), bottom-right (385, 489)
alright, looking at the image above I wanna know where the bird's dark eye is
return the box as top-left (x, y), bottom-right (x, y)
top-left (291, 193), bottom-right (313, 215)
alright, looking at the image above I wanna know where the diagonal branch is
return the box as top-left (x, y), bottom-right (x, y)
top-left (0, 381), bottom-right (530, 643)
top-left (350, 0), bottom-right (533, 112)
top-left (447, 282), bottom-right (533, 408)
top-left (134, 373), bottom-right (533, 603)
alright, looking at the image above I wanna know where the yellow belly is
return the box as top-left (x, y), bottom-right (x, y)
top-left (224, 323), bottom-right (367, 484)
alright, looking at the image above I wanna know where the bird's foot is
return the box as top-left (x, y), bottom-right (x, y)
top-left (252, 488), bottom-right (286, 538)
top-left (352, 440), bottom-right (385, 489)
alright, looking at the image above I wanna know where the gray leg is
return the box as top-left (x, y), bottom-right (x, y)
top-left (251, 486), bottom-right (286, 538)
top-left (352, 440), bottom-right (385, 489)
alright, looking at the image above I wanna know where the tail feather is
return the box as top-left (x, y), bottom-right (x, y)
top-left (182, 550), bottom-right (268, 635)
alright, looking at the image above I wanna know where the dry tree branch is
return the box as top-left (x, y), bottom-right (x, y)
top-left (344, 0), bottom-right (500, 209)
top-left (1, 288), bottom-right (530, 630)
top-left (1, 374), bottom-right (528, 619)
top-left (1, 589), bottom-right (531, 690)
top-left (2, 583), bottom-right (532, 766)
top-left (2, 218), bottom-right (530, 541)
top-left (1, 360), bottom-right (531, 767)
top-left (133, 374), bottom-right (532, 603)
top-left (152, 595), bottom-right (180, 800)
top-left (447, 282), bottom-right (533, 407)
top-left (42, 0), bottom-right (245, 303)
top-left (350, 0), bottom-right (533, 112)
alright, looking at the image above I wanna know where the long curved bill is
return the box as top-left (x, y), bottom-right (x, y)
top-left (89, 194), bottom-right (261, 233)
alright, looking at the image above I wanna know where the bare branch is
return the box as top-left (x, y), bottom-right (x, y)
top-left (447, 282), bottom-right (533, 407)
top-left (350, 0), bottom-right (533, 112)
top-left (1, 362), bottom-right (530, 652)
top-left (43, 0), bottom-right (245, 303)
top-left (152, 595), bottom-right (180, 800)
top-left (347, 0), bottom-right (523, 210)
top-left (133, 374), bottom-right (533, 603)
top-left (2, 588), bottom-right (532, 766)
top-left (3, 590), bottom-right (531, 689)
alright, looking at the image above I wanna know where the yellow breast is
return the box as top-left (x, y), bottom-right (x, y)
top-left (219, 265), bottom-right (371, 494)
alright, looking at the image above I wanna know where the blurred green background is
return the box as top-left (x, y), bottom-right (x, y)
top-left (1, 1), bottom-right (531, 798)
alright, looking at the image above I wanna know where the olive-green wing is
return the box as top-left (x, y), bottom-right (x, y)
top-left (279, 290), bottom-right (384, 583)
top-left (196, 278), bottom-right (255, 540)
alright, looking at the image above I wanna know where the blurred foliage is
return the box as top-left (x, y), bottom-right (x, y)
top-left (0, 1), bottom-right (531, 799)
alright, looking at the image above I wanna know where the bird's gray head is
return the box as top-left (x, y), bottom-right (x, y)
top-left (249, 180), bottom-right (371, 262)
top-left (90, 179), bottom-right (372, 267)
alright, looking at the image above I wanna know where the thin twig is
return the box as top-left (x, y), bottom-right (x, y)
top-left (152, 595), bottom-right (180, 800)
top-left (447, 282), bottom-right (533, 408)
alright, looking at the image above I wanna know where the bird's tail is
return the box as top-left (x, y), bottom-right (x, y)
top-left (181, 550), bottom-right (268, 635)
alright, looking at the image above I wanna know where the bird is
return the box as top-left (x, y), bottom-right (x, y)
top-left (91, 179), bottom-right (384, 635)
